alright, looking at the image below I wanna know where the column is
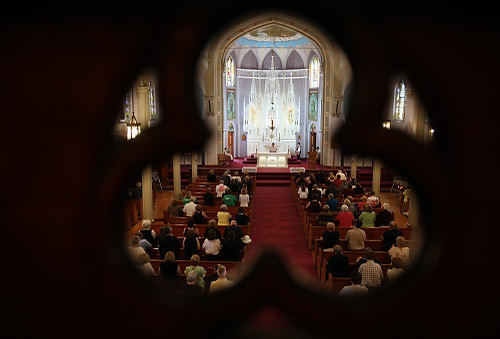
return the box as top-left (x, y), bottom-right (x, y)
top-left (350, 154), bottom-right (358, 179)
top-left (408, 189), bottom-right (420, 228)
top-left (408, 97), bottom-right (425, 228)
top-left (173, 153), bottom-right (181, 200)
top-left (191, 152), bottom-right (198, 183)
top-left (137, 81), bottom-right (153, 220)
top-left (372, 159), bottom-right (382, 194)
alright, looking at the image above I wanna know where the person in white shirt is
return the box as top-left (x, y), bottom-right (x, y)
top-left (216, 181), bottom-right (228, 198)
top-left (128, 235), bottom-right (146, 260)
top-left (367, 191), bottom-right (380, 208)
top-left (135, 252), bottom-right (155, 277)
top-left (336, 169), bottom-right (347, 181)
top-left (232, 171), bottom-right (241, 182)
top-left (388, 236), bottom-right (410, 267)
top-left (239, 187), bottom-right (250, 207)
top-left (386, 256), bottom-right (405, 282)
top-left (296, 142), bottom-right (301, 159)
top-left (339, 272), bottom-right (369, 297)
top-left (202, 229), bottom-right (222, 256)
top-left (183, 196), bottom-right (197, 217)
top-left (346, 222), bottom-right (367, 250)
top-left (298, 184), bottom-right (308, 199)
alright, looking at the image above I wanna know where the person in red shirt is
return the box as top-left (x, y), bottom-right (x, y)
top-left (333, 174), bottom-right (343, 188)
top-left (357, 195), bottom-right (368, 212)
top-left (336, 204), bottom-right (355, 227)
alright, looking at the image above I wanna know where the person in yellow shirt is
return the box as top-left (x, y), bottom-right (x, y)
top-left (217, 204), bottom-right (232, 226)
top-left (209, 265), bottom-right (234, 293)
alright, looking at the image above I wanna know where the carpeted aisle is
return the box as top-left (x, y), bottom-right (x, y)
top-left (246, 186), bottom-right (317, 282)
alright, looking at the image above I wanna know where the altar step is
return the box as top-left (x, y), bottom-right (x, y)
top-left (256, 172), bottom-right (291, 187)
top-left (242, 157), bottom-right (257, 164)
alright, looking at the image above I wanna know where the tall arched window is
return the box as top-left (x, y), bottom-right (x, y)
top-left (225, 56), bottom-right (235, 87)
top-left (309, 56), bottom-right (320, 88)
top-left (148, 81), bottom-right (157, 121)
top-left (120, 90), bottom-right (133, 122)
top-left (393, 80), bottom-right (406, 121)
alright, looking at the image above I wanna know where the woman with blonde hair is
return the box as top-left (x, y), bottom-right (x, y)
top-left (217, 204), bottom-right (232, 226)
top-left (239, 187), bottom-right (250, 207)
top-left (184, 254), bottom-right (206, 289)
top-left (319, 222), bottom-right (340, 249)
top-left (134, 252), bottom-right (155, 277)
top-left (336, 204), bottom-right (355, 227)
top-left (358, 204), bottom-right (376, 227)
top-left (388, 236), bottom-right (410, 267)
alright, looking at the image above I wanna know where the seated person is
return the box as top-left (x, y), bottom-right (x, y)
top-left (346, 220), bottom-right (367, 251)
top-left (192, 205), bottom-right (208, 224)
top-left (367, 191), bottom-right (381, 208)
top-left (182, 229), bottom-right (200, 260)
top-left (342, 184), bottom-right (355, 197)
top-left (183, 219), bottom-right (199, 237)
top-left (202, 229), bottom-right (222, 260)
top-left (325, 183), bottom-right (338, 198)
top-left (317, 204), bottom-right (336, 226)
top-left (358, 204), bottom-right (376, 227)
top-left (388, 236), bottom-right (410, 267)
top-left (136, 232), bottom-right (153, 254)
top-left (375, 203), bottom-right (394, 227)
top-left (336, 204), bottom-right (355, 227)
top-left (182, 191), bottom-right (195, 205)
top-left (204, 264), bottom-right (220, 293)
top-left (239, 187), bottom-right (250, 207)
top-left (222, 229), bottom-right (244, 261)
top-left (204, 219), bottom-right (222, 239)
top-left (326, 193), bottom-right (339, 212)
top-left (344, 198), bottom-right (357, 217)
top-left (232, 171), bottom-right (241, 182)
top-left (305, 193), bottom-right (322, 213)
top-left (184, 254), bottom-right (206, 289)
top-left (336, 169), bottom-right (347, 181)
top-left (357, 196), bottom-right (368, 213)
top-left (308, 184), bottom-right (322, 200)
top-left (217, 204), bottom-right (232, 226)
top-left (333, 174), bottom-right (343, 188)
top-left (134, 252), bottom-right (155, 277)
top-left (210, 265), bottom-right (234, 293)
top-left (166, 200), bottom-right (184, 217)
top-left (382, 222), bottom-right (404, 252)
top-left (320, 222), bottom-right (340, 249)
top-left (298, 184), bottom-right (309, 199)
top-left (326, 244), bottom-right (349, 277)
top-left (223, 220), bottom-right (244, 240)
top-left (216, 180), bottom-right (228, 198)
top-left (354, 247), bottom-right (382, 272)
top-left (139, 219), bottom-right (156, 247)
top-left (222, 188), bottom-right (238, 206)
top-left (158, 251), bottom-right (181, 280)
top-left (206, 169), bottom-right (217, 182)
top-left (157, 226), bottom-right (180, 260)
top-left (235, 207), bottom-right (250, 225)
top-left (184, 271), bottom-right (203, 293)
top-left (182, 196), bottom-right (197, 217)
top-left (386, 256), bottom-right (405, 282)
top-left (339, 272), bottom-right (369, 297)
top-left (221, 170), bottom-right (231, 186)
top-left (203, 187), bottom-right (215, 206)
top-left (316, 170), bottom-right (326, 184)
top-left (229, 177), bottom-right (241, 193)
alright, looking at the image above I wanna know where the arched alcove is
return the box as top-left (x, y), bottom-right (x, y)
top-left (261, 49), bottom-right (283, 70)
top-left (240, 50), bottom-right (259, 69)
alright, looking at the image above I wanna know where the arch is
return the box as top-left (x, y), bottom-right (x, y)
top-left (286, 50), bottom-right (305, 69)
top-left (204, 13), bottom-right (344, 166)
top-left (240, 50), bottom-right (259, 69)
top-left (262, 50), bottom-right (283, 70)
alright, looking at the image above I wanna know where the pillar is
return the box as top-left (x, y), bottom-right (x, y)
top-left (372, 159), bottom-right (382, 194)
top-left (350, 154), bottom-right (358, 179)
top-left (408, 189), bottom-right (420, 228)
top-left (173, 153), bottom-right (181, 200)
top-left (191, 152), bottom-right (198, 183)
top-left (137, 80), bottom-right (153, 220)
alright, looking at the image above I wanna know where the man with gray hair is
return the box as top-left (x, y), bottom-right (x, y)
top-left (375, 202), bottom-right (394, 227)
top-left (209, 265), bottom-right (234, 293)
top-left (183, 196), bottom-right (197, 217)
top-left (127, 235), bottom-right (146, 260)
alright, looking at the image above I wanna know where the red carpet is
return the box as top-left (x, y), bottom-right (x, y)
top-left (246, 185), bottom-right (318, 286)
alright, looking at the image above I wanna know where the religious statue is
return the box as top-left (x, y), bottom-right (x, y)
top-left (269, 142), bottom-right (278, 153)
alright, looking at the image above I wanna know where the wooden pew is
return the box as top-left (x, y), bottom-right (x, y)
top-left (150, 259), bottom-right (242, 279)
top-left (316, 249), bottom-right (391, 279)
top-left (320, 259), bottom-right (392, 289)
top-left (151, 223), bottom-right (250, 237)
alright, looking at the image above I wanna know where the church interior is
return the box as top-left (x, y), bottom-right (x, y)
top-left (3, 3), bottom-right (499, 338)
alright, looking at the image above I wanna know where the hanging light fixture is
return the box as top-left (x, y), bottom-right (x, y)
top-left (127, 111), bottom-right (141, 140)
top-left (382, 120), bottom-right (391, 129)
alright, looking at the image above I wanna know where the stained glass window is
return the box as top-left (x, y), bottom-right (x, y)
top-left (120, 91), bottom-right (133, 122)
top-left (394, 80), bottom-right (406, 121)
top-left (309, 56), bottom-right (320, 88)
top-left (148, 81), bottom-right (157, 121)
top-left (225, 56), bottom-right (235, 87)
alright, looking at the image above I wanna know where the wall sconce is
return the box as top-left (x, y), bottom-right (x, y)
top-left (382, 120), bottom-right (391, 129)
top-left (430, 128), bottom-right (435, 135)
top-left (126, 112), bottom-right (141, 140)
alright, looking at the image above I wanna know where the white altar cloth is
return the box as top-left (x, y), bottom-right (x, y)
top-left (256, 152), bottom-right (289, 167)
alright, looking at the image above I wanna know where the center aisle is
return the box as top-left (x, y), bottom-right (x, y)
top-left (246, 185), bottom-right (317, 280)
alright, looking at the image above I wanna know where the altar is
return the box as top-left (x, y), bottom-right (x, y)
top-left (256, 151), bottom-right (289, 167)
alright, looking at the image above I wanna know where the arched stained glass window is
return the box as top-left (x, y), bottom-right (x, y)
top-left (309, 56), bottom-right (320, 88)
top-left (393, 80), bottom-right (406, 121)
top-left (225, 56), bottom-right (235, 87)
top-left (120, 90), bottom-right (133, 122)
top-left (148, 81), bottom-right (157, 121)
